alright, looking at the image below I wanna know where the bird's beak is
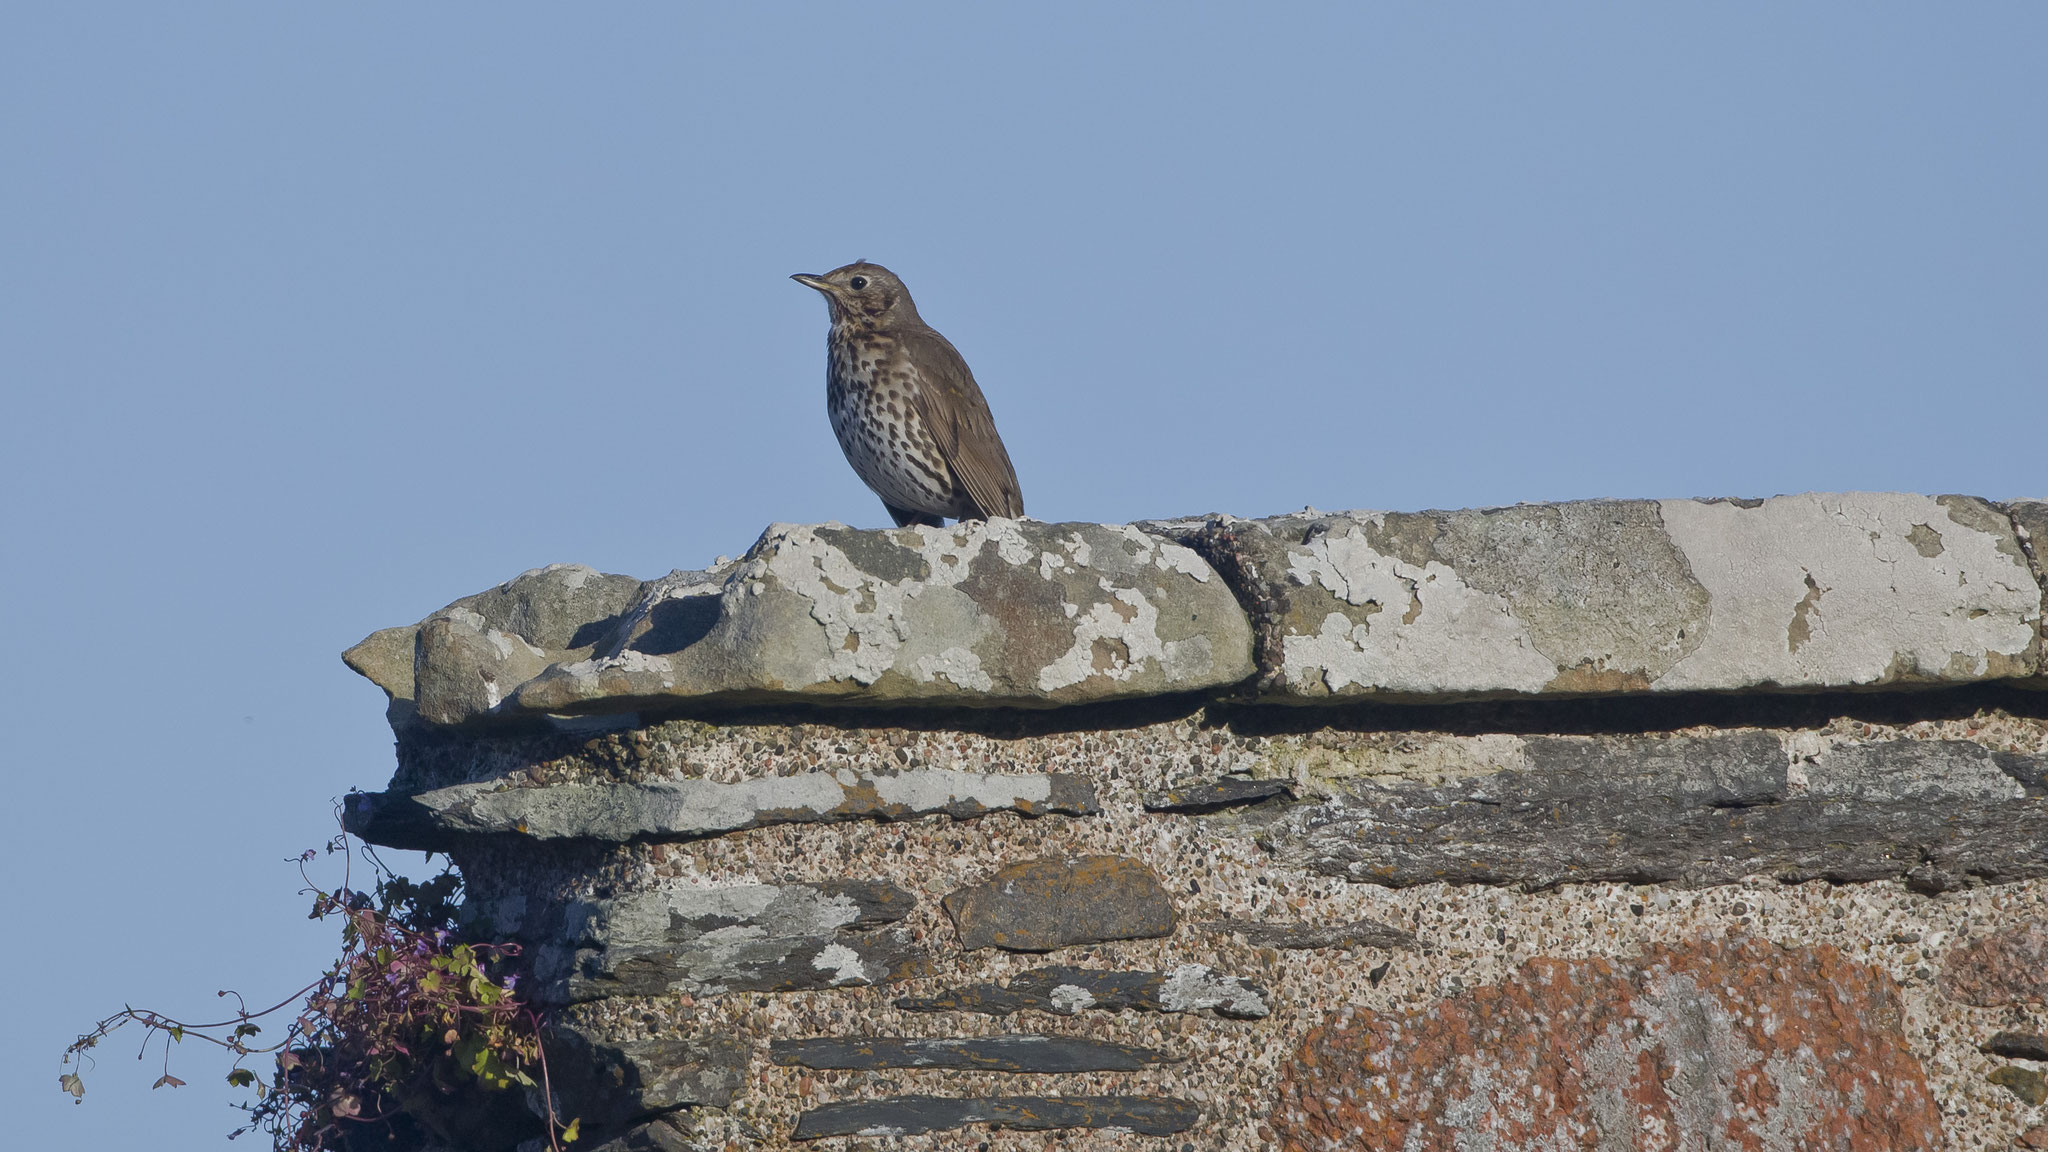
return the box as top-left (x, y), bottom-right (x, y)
top-left (790, 274), bottom-right (832, 293)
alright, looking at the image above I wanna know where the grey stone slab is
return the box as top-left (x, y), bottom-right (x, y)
top-left (538, 881), bottom-right (923, 1004)
top-left (894, 964), bottom-right (1270, 1020)
top-left (510, 519), bottom-right (1254, 717)
top-left (1263, 734), bottom-right (2048, 891)
top-left (790, 1094), bottom-right (1201, 1139)
top-left (943, 855), bottom-right (1176, 952)
top-left (344, 768), bottom-right (1097, 851)
top-left (1204, 918), bottom-right (1416, 951)
top-left (1142, 776), bottom-right (1294, 811)
top-left (768, 1035), bottom-right (1176, 1073)
top-left (544, 1019), bottom-right (747, 1128)
top-left (1172, 492), bottom-right (2041, 701)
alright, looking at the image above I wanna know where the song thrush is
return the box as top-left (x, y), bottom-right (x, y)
top-left (791, 262), bottom-right (1024, 528)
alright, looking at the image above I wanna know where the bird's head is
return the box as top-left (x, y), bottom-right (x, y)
top-left (790, 261), bottom-right (920, 329)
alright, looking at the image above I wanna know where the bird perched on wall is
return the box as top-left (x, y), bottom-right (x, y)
top-left (791, 262), bottom-right (1024, 528)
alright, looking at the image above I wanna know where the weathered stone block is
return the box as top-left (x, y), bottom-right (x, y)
top-left (512, 519), bottom-right (1254, 716)
top-left (790, 1095), bottom-right (1201, 1139)
top-left (942, 855), bottom-right (1176, 952)
top-left (895, 964), bottom-right (1270, 1019)
top-left (1178, 492), bottom-right (2040, 701)
top-left (1271, 937), bottom-right (1941, 1151)
top-left (344, 768), bottom-right (1098, 850)
top-left (541, 881), bottom-right (922, 1004)
top-left (344, 563), bottom-right (646, 726)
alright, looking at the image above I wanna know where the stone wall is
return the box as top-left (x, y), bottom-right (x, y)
top-left (342, 492), bottom-right (2048, 1152)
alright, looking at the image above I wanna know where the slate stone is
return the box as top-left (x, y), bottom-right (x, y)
top-left (894, 964), bottom-right (1269, 1020)
top-left (768, 1035), bottom-right (1176, 1073)
top-left (943, 855), bottom-right (1176, 952)
top-left (1273, 935), bottom-right (1941, 1150)
top-left (1992, 1066), bottom-right (2048, 1106)
top-left (509, 519), bottom-right (1254, 716)
top-left (1264, 733), bottom-right (2048, 890)
top-left (1204, 918), bottom-right (1416, 951)
top-left (1167, 492), bottom-right (2041, 701)
top-left (790, 1094), bottom-right (1201, 1139)
top-left (1142, 776), bottom-right (1293, 811)
top-left (1983, 1031), bottom-right (2048, 1061)
top-left (543, 1018), bottom-right (747, 1128)
top-left (343, 769), bottom-right (1099, 851)
top-left (341, 789), bottom-right (446, 853)
top-left (537, 881), bottom-right (923, 1005)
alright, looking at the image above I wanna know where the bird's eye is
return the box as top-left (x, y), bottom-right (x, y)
top-left (848, 276), bottom-right (869, 290)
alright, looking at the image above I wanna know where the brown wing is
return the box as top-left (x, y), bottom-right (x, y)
top-left (895, 325), bottom-right (1025, 519)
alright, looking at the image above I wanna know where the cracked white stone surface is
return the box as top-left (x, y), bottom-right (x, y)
top-left (1654, 492), bottom-right (2040, 691)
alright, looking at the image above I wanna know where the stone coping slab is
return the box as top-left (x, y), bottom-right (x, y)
top-left (1167, 491), bottom-right (2041, 701)
top-left (347, 519), bottom-right (1255, 725)
top-left (342, 493), bottom-right (2045, 726)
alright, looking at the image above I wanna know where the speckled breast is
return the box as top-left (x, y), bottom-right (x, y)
top-left (825, 331), bottom-right (962, 518)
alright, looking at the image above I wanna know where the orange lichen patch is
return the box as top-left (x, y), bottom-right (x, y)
top-left (1271, 936), bottom-right (1942, 1152)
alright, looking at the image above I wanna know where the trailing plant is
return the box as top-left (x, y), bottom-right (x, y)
top-left (62, 831), bottom-right (577, 1151)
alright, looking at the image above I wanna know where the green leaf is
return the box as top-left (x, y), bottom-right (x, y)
top-left (226, 1069), bottom-right (256, 1088)
top-left (560, 1117), bottom-right (580, 1143)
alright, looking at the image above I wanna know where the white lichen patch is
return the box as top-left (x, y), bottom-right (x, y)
top-left (1048, 983), bottom-right (1098, 1014)
top-left (868, 769), bottom-right (1056, 811)
top-left (1282, 520), bottom-right (1558, 693)
top-left (1156, 964), bottom-right (1271, 1018)
top-left (1656, 492), bottom-right (2041, 691)
top-left (810, 943), bottom-right (870, 986)
top-left (548, 649), bottom-right (677, 691)
top-left (909, 646), bottom-right (995, 691)
top-left (1039, 583), bottom-right (1167, 692)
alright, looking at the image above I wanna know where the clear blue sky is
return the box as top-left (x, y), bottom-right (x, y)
top-left (5, 5), bottom-right (2043, 1146)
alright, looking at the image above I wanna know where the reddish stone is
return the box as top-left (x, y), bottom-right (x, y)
top-left (1272, 936), bottom-right (1941, 1152)
top-left (2016, 1122), bottom-right (2048, 1149)
top-left (1940, 924), bottom-right (2048, 1007)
